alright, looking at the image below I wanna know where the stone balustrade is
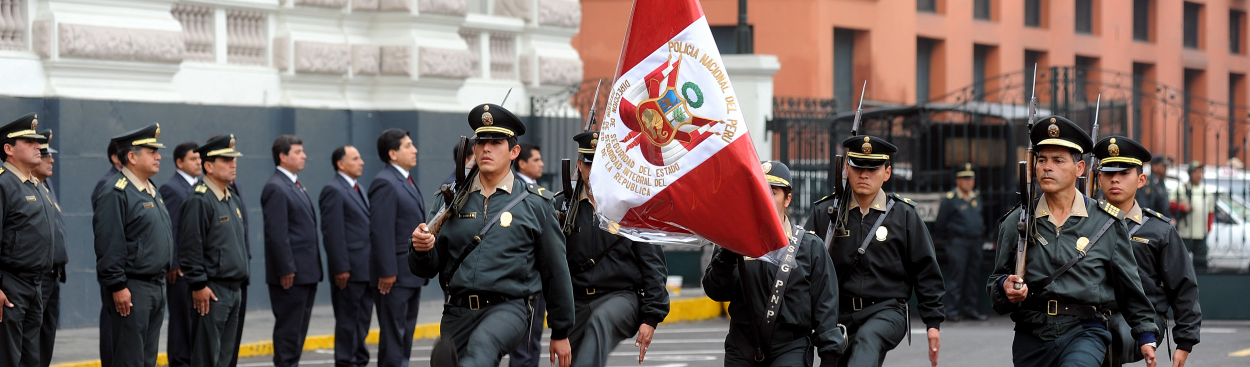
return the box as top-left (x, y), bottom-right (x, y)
top-left (226, 9), bottom-right (266, 66)
top-left (0, 0), bottom-right (26, 50)
top-left (172, 4), bottom-right (213, 62)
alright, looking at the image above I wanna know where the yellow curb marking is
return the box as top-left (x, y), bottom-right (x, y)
top-left (1230, 347), bottom-right (1250, 357)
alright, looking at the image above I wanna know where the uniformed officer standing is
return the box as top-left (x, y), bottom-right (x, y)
top-left (93, 124), bottom-right (174, 367)
top-left (987, 116), bottom-right (1160, 367)
top-left (0, 113), bottom-right (55, 367)
top-left (805, 136), bottom-right (944, 367)
top-left (92, 137), bottom-right (123, 367)
top-left (409, 104), bottom-right (575, 367)
top-left (1093, 136), bottom-right (1202, 367)
top-left (935, 163), bottom-right (988, 322)
top-left (32, 129), bottom-right (66, 367)
top-left (559, 131), bottom-right (669, 366)
top-left (159, 141), bottom-right (201, 367)
top-left (178, 134), bottom-right (249, 367)
top-left (1141, 155), bottom-right (1172, 218)
top-left (705, 161), bottom-right (844, 366)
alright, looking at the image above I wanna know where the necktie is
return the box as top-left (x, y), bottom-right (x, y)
top-left (354, 183), bottom-right (360, 193)
top-left (408, 177), bottom-right (415, 187)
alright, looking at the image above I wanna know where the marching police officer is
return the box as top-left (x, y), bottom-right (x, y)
top-left (1093, 136), bottom-right (1201, 366)
top-left (806, 136), bottom-right (945, 367)
top-left (32, 129), bottom-right (66, 367)
top-left (935, 163), bottom-right (988, 322)
top-left (93, 124), bottom-right (174, 367)
top-left (0, 113), bottom-right (54, 367)
top-left (409, 104), bottom-right (575, 367)
top-left (559, 131), bottom-right (670, 366)
top-left (178, 134), bottom-right (249, 367)
top-left (705, 161), bottom-right (844, 366)
top-left (988, 117), bottom-right (1160, 367)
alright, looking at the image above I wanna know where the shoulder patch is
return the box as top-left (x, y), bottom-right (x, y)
top-left (1144, 208), bottom-right (1172, 222)
top-left (1098, 200), bottom-right (1125, 219)
top-left (527, 184), bottom-right (552, 199)
top-left (114, 177), bottom-right (129, 190)
top-left (194, 184), bottom-right (208, 194)
top-left (0, 167), bottom-right (5, 175)
top-left (945, 192), bottom-right (954, 199)
top-left (889, 193), bottom-right (918, 207)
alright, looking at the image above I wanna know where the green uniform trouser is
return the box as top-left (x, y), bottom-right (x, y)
top-left (1012, 326), bottom-right (1111, 367)
top-left (191, 282), bottom-right (243, 367)
top-left (441, 298), bottom-right (531, 367)
top-left (837, 305), bottom-right (906, 367)
top-left (0, 272), bottom-right (43, 367)
top-left (102, 278), bottom-right (166, 367)
top-left (569, 291), bottom-right (639, 367)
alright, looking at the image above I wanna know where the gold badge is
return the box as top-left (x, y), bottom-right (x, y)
top-left (482, 111), bottom-right (494, 126)
top-left (483, 104), bottom-right (490, 111)
top-left (1108, 137), bottom-right (1120, 157)
top-left (875, 226), bottom-right (888, 241)
top-left (761, 162), bottom-right (773, 173)
top-left (155, 124), bottom-right (161, 138)
top-left (31, 117), bottom-right (38, 130)
top-left (500, 212), bottom-right (513, 228)
top-left (971, 200), bottom-right (978, 207)
top-left (965, 163), bottom-right (972, 170)
top-left (862, 136), bottom-right (873, 154)
top-left (229, 135), bottom-right (236, 148)
top-left (590, 139), bottom-right (598, 148)
top-left (1076, 237), bottom-right (1090, 254)
top-left (1047, 122), bottom-right (1060, 138)
top-left (143, 202), bottom-right (155, 209)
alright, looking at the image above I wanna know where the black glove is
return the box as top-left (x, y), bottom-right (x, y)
top-left (714, 247), bottom-right (741, 263)
top-left (818, 352), bottom-right (840, 367)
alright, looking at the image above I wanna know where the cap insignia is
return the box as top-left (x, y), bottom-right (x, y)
top-left (1108, 141), bottom-right (1120, 157)
top-left (482, 111), bottom-right (494, 126)
top-left (31, 118), bottom-right (38, 130)
top-left (965, 163), bottom-right (971, 170)
top-left (762, 161), bottom-right (773, 173)
top-left (483, 105), bottom-right (490, 111)
top-left (592, 133), bottom-right (599, 139)
top-left (1047, 123), bottom-right (1060, 138)
top-left (862, 142), bottom-right (872, 154)
top-left (229, 135), bottom-right (236, 148)
top-left (590, 139), bottom-right (598, 148)
top-left (155, 124), bottom-right (161, 138)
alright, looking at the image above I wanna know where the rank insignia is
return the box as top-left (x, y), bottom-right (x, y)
top-left (875, 226), bottom-right (888, 241)
top-left (1076, 237), bottom-right (1090, 254)
top-left (500, 212), bottom-right (513, 228)
top-left (116, 177), bottom-right (129, 190)
top-left (1131, 237), bottom-right (1150, 243)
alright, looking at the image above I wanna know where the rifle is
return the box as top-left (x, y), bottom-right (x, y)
top-left (823, 81), bottom-right (867, 249)
top-left (561, 80), bottom-right (603, 235)
top-left (1013, 65), bottom-right (1040, 290)
top-left (1083, 95), bottom-right (1102, 196)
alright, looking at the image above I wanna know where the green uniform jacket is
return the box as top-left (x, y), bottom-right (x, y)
top-left (0, 165), bottom-right (56, 275)
top-left (703, 225), bottom-right (845, 359)
top-left (178, 182), bottom-right (250, 290)
top-left (988, 194), bottom-right (1159, 341)
top-left (935, 190), bottom-right (986, 238)
top-left (93, 171), bottom-right (174, 292)
top-left (410, 178), bottom-right (576, 339)
top-left (560, 193), bottom-right (669, 328)
top-left (1124, 206), bottom-right (1201, 351)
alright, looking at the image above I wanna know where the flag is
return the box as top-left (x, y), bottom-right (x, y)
top-left (589, 0), bottom-right (786, 257)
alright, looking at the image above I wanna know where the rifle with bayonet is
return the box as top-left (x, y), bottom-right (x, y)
top-left (560, 80), bottom-right (603, 235)
top-left (1083, 95), bottom-right (1102, 196)
top-left (1013, 65), bottom-right (1040, 290)
top-left (823, 81), bottom-right (867, 249)
top-left (425, 89), bottom-right (513, 238)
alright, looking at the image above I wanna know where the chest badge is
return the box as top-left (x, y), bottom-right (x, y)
top-left (875, 226), bottom-right (888, 241)
top-left (1076, 237), bottom-right (1090, 254)
top-left (500, 212), bottom-right (513, 228)
top-left (971, 200), bottom-right (978, 207)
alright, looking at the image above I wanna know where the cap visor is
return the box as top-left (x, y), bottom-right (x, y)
top-left (847, 157), bottom-right (887, 169)
top-left (1099, 165), bottom-right (1133, 172)
top-left (579, 154), bottom-right (594, 163)
top-left (473, 133), bottom-right (510, 140)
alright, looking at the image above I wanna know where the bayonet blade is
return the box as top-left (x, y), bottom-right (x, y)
top-left (583, 80), bottom-right (603, 132)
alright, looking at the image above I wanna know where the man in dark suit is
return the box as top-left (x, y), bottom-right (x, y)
top-left (261, 135), bottom-right (323, 367)
top-left (320, 145), bottom-right (373, 367)
top-left (159, 141), bottom-right (200, 367)
top-left (91, 139), bottom-right (123, 367)
top-left (368, 128), bottom-right (426, 367)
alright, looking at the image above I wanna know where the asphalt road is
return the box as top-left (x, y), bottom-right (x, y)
top-left (235, 316), bottom-right (1250, 367)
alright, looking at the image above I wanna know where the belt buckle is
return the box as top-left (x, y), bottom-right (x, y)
top-left (469, 295), bottom-right (480, 310)
top-left (1047, 300), bottom-right (1059, 316)
top-left (852, 297), bottom-right (863, 311)
top-left (586, 288), bottom-right (596, 295)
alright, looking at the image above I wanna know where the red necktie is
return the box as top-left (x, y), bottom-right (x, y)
top-left (408, 177), bottom-right (414, 186)
top-left (354, 183), bottom-right (360, 192)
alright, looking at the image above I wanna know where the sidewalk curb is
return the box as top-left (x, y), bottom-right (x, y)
top-left (50, 297), bottom-right (722, 367)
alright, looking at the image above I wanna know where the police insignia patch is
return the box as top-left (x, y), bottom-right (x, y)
top-left (1076, 237), bottom-right (1090, 254)
top-left (875, 226), bottom-right (888, 241)
top-left (195, 185), bottom-right (208, 194)
top-left (500, 212), bottom-right (513, 227)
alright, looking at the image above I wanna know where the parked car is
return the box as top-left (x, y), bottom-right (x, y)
top-left (1208, 191), bottom-right (1250, 273)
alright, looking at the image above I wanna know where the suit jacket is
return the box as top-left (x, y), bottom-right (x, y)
top-left (160, 173), bottom-right (197, 270)
top-left (368, 165), bottom-right (426, 288)
top-left (319, 174), bottom-right (372, 282)
top-left (261, 169), bottom-right (323, 285)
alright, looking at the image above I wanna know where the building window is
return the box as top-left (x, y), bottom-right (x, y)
top-left (1184, 2), bottom-right (1202, 49)
top-left (974, 45), bottom-right (988, 101)
top-left (1232, 11), bottom-right (1245, 54)
top-left (1075, 0), bottom-right (1093, 34)
top-left (974, 0), bottom-right (991, 20)
top-left (1133, 0), bottom-right (1151, 42)
top-left (1132, 63), bottom-right (1152, 140)
top-left (1025, 0), bottom-right (1042, 27)
top-left (918, 38), bottom-right (934, 103)
top-left (835, 28), bottom-right (855, 112)
top-left (918, 0), bottom-right (937, 13)
top-left (1075, 56), bottom-right (1098, 102)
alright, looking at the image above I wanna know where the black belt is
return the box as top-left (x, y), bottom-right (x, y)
top-left (574, 287), bottom-right (633, 299)
top-left (1, 268), bottom-right (45, 282)
top-left (840, 296), bottom-right (903, 312)
top-left (208, 279), bottom-right (245, 290)
top-left (127, 273), bottom-right (166, 284)
top-left (1024, 300), bottom-right (1101, 319)
top-left (446, 292), bottom-right (515, 310)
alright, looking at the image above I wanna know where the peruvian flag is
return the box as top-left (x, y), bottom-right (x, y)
top-left (589, 0), bottom-right (786, 257)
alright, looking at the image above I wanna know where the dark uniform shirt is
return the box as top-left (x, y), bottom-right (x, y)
top-left (1141, 175), bottom-right (1171, 218)
top-left (935, 190), bottom-right (986, 238)
top-left (989, 192), bottom-right (1159, 341)
top-left (0, 162), bottom-right (56, 275)
top-left (811, 189), bottom-right (946, 329)
top-left (93, 168), bottom-right (174, 292)
top-left (560, 191), bottom-right (669, 328)
top-left (704, 221), bottom-right (845, 359)
top-left (45, 182), bottom-right (67, 272)
top-left (179, 179), bottom-right (250, 290)
top-left (1122, 203), bottom-right (1201, 351)
top-left (410, 172), bottom-right (576, 339)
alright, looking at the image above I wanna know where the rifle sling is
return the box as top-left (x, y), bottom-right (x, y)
top-left (1027, 216), bottom-right (1117, 292)
top-left (1128, 217), bottom-right (1148, 237)
top-left (441, 189), bottom-right (531, 291)
top-left (730, 226), bottom-right (804, 362)
top-left (572, 236), bottom-right (628, 275)
top-left (838, 199), bottom-right (896, 281)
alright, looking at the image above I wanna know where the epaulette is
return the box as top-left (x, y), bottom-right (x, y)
top-left (114, 177), bottom-right (129, 190)
top-left (808, 230), bottom-right (816, 235)
top-left (889, 193), bottom-right (917, 207)
top-left (945, 191), bottom-right (954, 199)
top-left (1144, 208), bottom-right (1172, 222)
top-left (194, 184), bottom-right (208, 194)
top-left (813, 194), bottom-right (834, 205)
top-left (1098, 200), bottom-right (1125, 219)
top-left (0, 167), bottom-right (6, 175)
top-left (527, 184), bottom-right (552, 199)
top-left (998, 203), bottom-right (1022, 224)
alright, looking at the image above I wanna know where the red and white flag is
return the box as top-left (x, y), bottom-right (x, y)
top-left (589, 0), bottom-right (786, 257)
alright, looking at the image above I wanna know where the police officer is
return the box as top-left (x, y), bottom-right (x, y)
top-left (1093, 136), bottom-right (1201, 367)
top-left (409, 104), bottom-right (575, 367)
top-left (178, 134), bottom-right (249, 367)
top-left (32, 129), bottom-right (66, 367)
top-left (93, 124), bottom-right (174, 367)
top-left (1141, 155), bottom-right (1172, 218)
top-left (91, 139), bottom-right (122, 367)
top-left (936, 163), bottom-right (988, 322)
top-left (988, 116), bottom-right (1160, 367)
top-left (560, 131), bottom-right (669, 366)
top-left (0, 113), bottom-right (55, 367)
top-left (705, 161), bottom-right (844, 366)
top-left (805, 136), bottom-right (945, 367)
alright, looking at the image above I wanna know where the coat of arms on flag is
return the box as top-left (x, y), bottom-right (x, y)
top-left (588, 0), bottom-right (787, 257)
